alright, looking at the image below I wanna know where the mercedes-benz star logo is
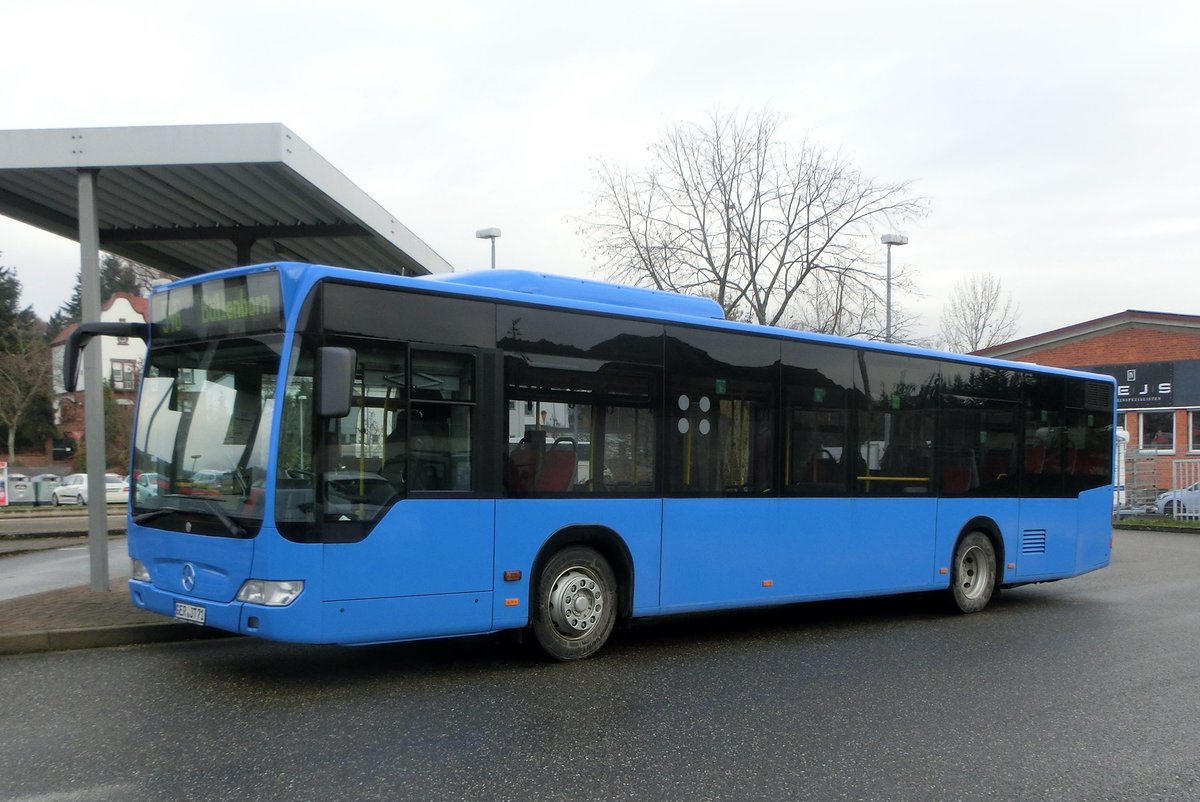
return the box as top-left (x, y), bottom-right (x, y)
top-left (181, 563), bottom-right (196, 592)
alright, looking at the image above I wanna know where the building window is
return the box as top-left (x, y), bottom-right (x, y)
top-left (110, 359), bottom-right (138, 392)
top-left (1190, 411), bottom-right (1200, 454)
top-left (1139, 410), bottom-right (1175, 453)
top-left (117, 317), bottom-right (129, 345)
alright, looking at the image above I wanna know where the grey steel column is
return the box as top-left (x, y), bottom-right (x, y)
top-left (78, 168), bottom-right (109, 591)
top-left (885, 244), bottom-right (893, 343)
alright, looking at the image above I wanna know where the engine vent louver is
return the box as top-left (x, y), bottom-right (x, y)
top-left (1085, 381), bottom-right (1113, 411)
top-left (1022, 529), bottom-right (1048, 555)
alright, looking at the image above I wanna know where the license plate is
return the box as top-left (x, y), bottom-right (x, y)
top-left (174, 601), bottom-right (206, 626)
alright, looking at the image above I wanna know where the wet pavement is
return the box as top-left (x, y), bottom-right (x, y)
top-left (0, 531), bottom-right (224, 655)
top-left (0, 522), bottom-right (1191, 657)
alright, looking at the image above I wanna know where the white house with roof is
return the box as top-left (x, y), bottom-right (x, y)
top-left (51, 292), bottom-right (149, 443)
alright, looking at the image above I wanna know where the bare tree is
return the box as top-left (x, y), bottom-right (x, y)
top-left (0, 321), bottom-right (52, 461)
top-left (577, 108), bottom-right (927, 338)
top-left (47, 253), bottom-right (170, 339)
top-left (937, 272), bottom-right (1021, 353)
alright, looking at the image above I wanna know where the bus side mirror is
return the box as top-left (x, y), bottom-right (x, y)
top-left (63, 321), bottom-right (151, 392)
top-left (316, 347), bottom-right (356, 418)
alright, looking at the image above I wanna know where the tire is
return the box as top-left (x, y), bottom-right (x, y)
top-left (77, 493), bottom-right (86, 506)
top-left (52, 493), bottom-right (61, 507)
top-left (948, 531), bottom-right (997, 614)
top-left (1164, 501), bottom-right (1181, 516)
top-left (531, 546), bottom-right (617, 661)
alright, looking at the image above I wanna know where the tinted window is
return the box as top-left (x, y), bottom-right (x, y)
top-left (1022, 373), bottom-right (1065, 497)
top-left (321, 282), bottom-right (494, 348)
top-left (666, 329), bottom-right (778, 495)
top-left (504, 355), bottom-right (658, 495)
top-left (939, 365), bottom-right (1022, 496)
top-left (782, 342), bottom-right (855, 495)
top-left (497, 306), bottom-right (663, 365)
top-left (409, 351), bottom-right (476, 491)
top-left (1064, 378), bottom-right (1114, 495)
top-left (855, 352), bottom-right (938, 496)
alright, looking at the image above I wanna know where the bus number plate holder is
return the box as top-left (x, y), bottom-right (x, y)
top-left (174, 601), bottom-right (206, 626)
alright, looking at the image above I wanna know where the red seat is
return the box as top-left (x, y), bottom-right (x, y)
top-left (507, 445), bottom-right (536, 493)
top-left (1025, 441), bottom-right (1046, 474)
top-left (535, 448), bottom-right (577, 492)
top-left (943, 466), bottom-right (972, 494)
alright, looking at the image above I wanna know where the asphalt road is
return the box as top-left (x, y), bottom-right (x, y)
top-left (0, 536), bottom-right (129, 601)
top-left (1, 529), bottom-right (1198, 802)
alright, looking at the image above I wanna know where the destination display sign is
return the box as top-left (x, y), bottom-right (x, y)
top-left (151, 271), bottom-right (283, 342)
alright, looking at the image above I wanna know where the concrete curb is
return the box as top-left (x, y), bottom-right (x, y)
top-left (0, 529), bottom-right (125, 541)
top-left (0, 623), bottom-right (235, 656)
top-left (1113, 522), bottom-right (1200, 534)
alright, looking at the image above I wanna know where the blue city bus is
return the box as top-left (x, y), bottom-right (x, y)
top-left (68, 263), bottom-right (1115, 659)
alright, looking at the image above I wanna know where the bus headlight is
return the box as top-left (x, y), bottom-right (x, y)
top-left (131, 559), bottom-right (150, 582)
top-left (236, 579), bottom-right (304, 607)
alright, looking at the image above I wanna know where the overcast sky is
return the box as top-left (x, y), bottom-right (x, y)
top-left (1, 1), bottom-right (1196, 342)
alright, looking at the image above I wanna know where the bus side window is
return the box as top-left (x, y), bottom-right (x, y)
top-left (409, 351), bottom-right (475, 493)
top-left (855, 352), bottom-right (938, 496)
top-left (380, 409), bottom-right (407, 491)
top-left (782, 343), bottom-right (854, 496)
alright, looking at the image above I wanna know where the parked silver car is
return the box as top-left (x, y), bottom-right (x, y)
top-left (51, 473), bottom-right (130, 505)
top-left (1156, 481), bottom-right (1200, 516)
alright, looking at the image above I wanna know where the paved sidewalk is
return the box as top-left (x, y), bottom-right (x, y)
top-left (0, 536), bottom-right (227, 656)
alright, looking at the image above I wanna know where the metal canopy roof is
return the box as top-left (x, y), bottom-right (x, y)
top-left (0, 123), bottom-right (452, 277)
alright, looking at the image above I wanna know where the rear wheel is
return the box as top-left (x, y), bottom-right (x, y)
top-left (1164, 501), bottom-right (1182, 516)
top-left (948, 532), bottom-right (996, 613)
top-left (532, 546), bottom-right (617, 661)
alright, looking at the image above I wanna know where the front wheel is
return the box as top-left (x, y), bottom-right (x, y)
top-left (532, 546), bottom-right (617, 661)
top-left (948, 532), bottom-right (997, 613)
top-left (77, 493), bottom-right (86, 506)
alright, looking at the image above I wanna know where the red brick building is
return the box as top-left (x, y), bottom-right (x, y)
top-left (975, 310), bottom-right (1200, 492)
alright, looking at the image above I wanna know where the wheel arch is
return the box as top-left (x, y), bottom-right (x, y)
top-left (953, 515), bottom-right (1005, 587)
top-left (530, 525), bottom-right (635, 623)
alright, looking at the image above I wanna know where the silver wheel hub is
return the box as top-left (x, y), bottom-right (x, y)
top-left (548, 569), bottom-right (604, 637)
top-left (958, 545), bottom-right (989, 600)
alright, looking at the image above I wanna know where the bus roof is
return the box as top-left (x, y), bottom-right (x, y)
top-left (429, 269), bottom-right (726, 321)
top-left (167, 262), bottom-right (1116, 387)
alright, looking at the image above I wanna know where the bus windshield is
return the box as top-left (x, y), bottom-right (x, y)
top-left (131, 334), bottom-right (284, 536)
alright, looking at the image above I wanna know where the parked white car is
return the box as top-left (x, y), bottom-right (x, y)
top-left (51, 473), bottom-right (130, 505)
top-left (1156, 481), bottom-right (1200, 517)
top-left (131, 472), bottom-right (161, 503)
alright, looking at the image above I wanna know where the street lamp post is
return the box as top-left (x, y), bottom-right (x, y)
top-left (475, 227), bottom-right (501, 269)
top-left (881, 233), bottom-right (908, 342)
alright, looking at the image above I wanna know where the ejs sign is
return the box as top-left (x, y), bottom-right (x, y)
top-left (1089, 362), bottom-right (1175, 410)
top-left (1117, 381), bottom-right (1172, 397)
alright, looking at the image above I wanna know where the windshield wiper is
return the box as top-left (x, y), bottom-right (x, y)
top-left (133, 497), bottom-right (246, 537)
top-left (133, 507), bottom-right (180, 525)
top-left (200, 499), bottom-right (247, 537)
